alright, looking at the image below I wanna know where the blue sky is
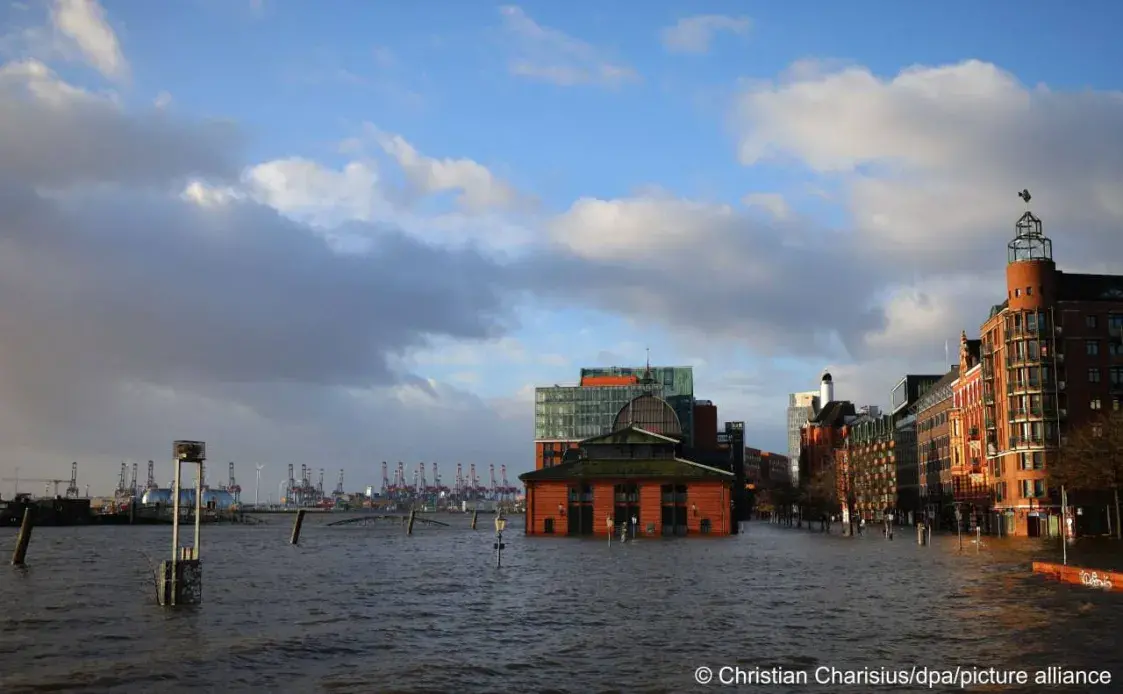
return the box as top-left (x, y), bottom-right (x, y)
top-left (2, 0), bottom-right (1123, 489)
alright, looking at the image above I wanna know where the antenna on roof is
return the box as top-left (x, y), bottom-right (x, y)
top-left (640, 347), bottom-right (656, 390)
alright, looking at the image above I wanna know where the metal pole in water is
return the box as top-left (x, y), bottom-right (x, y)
top-left (976, 526), bottom-right (981, 554)
top-left (290, 508), bottom-right (307, 545)
top-left (193, 462), bottom-right (203, 556)
top-left (171, 458), bottom-right (182, 562)
top-left (1061, 485), bottom-right (1068, 566)
top-left (10, 508), bottom-right (34, 565)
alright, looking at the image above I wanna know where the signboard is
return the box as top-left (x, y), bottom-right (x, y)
top-left (716, 433), bottom-right (731, 444)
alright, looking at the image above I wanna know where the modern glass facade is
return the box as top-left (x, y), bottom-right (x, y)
top-left (787, 391), bottom-right (819, 485)
top-left (534, 366), bottom-right (695, 444)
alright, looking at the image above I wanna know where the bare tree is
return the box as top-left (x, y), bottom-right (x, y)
top-left (806, 463), bottom-right (842, 531)
top-left (1051, 410), bottom-right (1123, 540)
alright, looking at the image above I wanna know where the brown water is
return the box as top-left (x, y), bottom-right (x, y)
top-left (1, 515), bottom-right (1121, 693)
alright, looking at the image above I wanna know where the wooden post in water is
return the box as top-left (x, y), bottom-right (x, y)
top-left (407, 509), bottom-right (416, 535)
top-left (10, 507), bottom-right (34, 566)
top-left (290, 508), bottom-right (307, 545)
top-left (471, 510), bottom-right (478, 530)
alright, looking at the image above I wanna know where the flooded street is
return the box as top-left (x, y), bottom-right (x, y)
top-left (1, 516), bottom-right (1120, 693)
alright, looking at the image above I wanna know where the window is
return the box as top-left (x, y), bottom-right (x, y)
top-left (1087, 315), bottom-right (1099, 329)
top-left (1087, 340), bottom-right (1100, 356)
top-left (1032, 452), bottom-right (1044, 470)
top-left (1092, 399), bottom-right (1103, 410)
top-left (1093, 423), bottom-right (1104, 438)
top-left (1021, 479), bottom-right (1045, 498)
top-left (1015, 289), bottom-right (1021, 297)
top-left (1026, 287), bottom-right (1033, 296)
top-left (543, 518), bottom-right (555, 534)
top-left (1089, 368), bottom-right (1101, 383)
top-left (1112, 367), bottom-right (1123, 385)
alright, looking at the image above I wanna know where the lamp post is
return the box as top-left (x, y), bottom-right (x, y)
top-left (955, 503), bottom-right (963, 552)
top-left (1060, 485), bottom-right (1068, 566)
top-left (494, 514), bottom-right (507, 568)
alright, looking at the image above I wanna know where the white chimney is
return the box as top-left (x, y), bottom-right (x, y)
top-left (820, 371), bottom-right (834, 405)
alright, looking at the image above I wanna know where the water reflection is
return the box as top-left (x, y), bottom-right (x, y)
top-left (0, 516), bottom-right (1119, 693)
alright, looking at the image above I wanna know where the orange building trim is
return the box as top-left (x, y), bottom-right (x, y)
top-left (580, 375), bottom-right (639, 386)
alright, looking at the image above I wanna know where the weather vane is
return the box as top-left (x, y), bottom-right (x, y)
top-left (1018, 189), bottom-right (1031, 205)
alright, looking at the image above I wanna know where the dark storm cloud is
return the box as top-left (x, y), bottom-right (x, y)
top-left (0, 61), bottom-right (241, 189)
top-left (0, 61), bottom-right (521, 475)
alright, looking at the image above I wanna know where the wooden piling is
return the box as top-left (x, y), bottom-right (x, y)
top-left (290, 508), bottom-right (307, 545)
top-left (11, 508), bottom-right (34, 566)
top-left (407, 509), bottom-right (416, 535)
top-left (471, 510), bottom-right (478, 530)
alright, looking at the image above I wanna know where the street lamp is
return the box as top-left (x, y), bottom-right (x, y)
top-left (954, 503), bottom-right (963, 552)
top-left (494, 515), bottom-right (507, 568)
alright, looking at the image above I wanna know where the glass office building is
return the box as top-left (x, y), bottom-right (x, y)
top-left (534, 366), bottom-right (696, 444)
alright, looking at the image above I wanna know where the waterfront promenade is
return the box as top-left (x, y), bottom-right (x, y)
top-left (1, 515), bottom-right (1120, 693)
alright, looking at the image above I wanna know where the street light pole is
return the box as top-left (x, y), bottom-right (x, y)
top-left (955, 503), bottom-right (963, 552)
top-left (494, 514), bottom-right (507, 568)
top-left (1061, 485), bottom-right (1068, 566)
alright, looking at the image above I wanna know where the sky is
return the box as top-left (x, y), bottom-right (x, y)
top-left (1, 0), bottom-right (1122, 497)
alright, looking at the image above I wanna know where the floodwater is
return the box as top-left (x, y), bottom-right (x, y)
top-left (1, 514), bottom-right (1121, 693)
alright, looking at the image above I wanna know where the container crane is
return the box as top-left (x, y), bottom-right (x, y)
top-left (225, 462), bottom-right (241, 502)
top-left (66, 462), bottom-right (80, 498)
top-left (0, 476), bottom-right (68, 497)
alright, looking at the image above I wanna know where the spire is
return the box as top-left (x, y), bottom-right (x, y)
top-left (639, 347), bottom-right (656, 390)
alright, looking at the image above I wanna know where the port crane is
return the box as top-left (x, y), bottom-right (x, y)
top-left (2, 477), bottom-right (68, 497)
top-left (2, 462), bottom-right (82, 498)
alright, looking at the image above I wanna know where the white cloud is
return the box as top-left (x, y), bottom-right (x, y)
top-left (742, 192), bottom-right (790, 220)
top-left (499, 5), bottom-right (638, 87)
top-left (660, 15), bottom-right (751, 54)
top-left (372, 128), bottom-right (525, 213)
top-left (243, 157), bottom-right (386, 227)
top-left (153, 90), bottom-right (172, 108)
top-left (49, 0), bottom-right (128, 80)
top-left (728, 58), bottom-right (1123, 365)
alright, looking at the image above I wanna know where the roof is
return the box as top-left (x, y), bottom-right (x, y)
top-left (518, 456), bottom-right (734, 482)
top-left (809, 400), bottom-right (856, 426)
top-left (612, 393), bottom-right (683, 439)
top-left (1056, 272), bottom-right (1123, 303)
top-left (913, 367), bottom-right (960, 414)
top-left (580, 425), bottom-right (679, 446)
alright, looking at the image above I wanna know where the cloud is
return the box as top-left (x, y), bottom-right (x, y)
top-left (371, 128), bottom-right (528, 213)
top-left (742, 192), bottom-right (790, 220)
top-left (727, 58), bottom-right (1123, 362)
top-left (522, 193), bottom-right (887, 359)
top-left (49, 0), bottom-right (128, 80)
top-left (499, 5), bottom-right (638, 87)
top-left (660, 15), bottom-right (751, 54)
top-left (0, 55), bottom-right (528, 488)
top-left (0, 60), bottom-right (239, 189)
